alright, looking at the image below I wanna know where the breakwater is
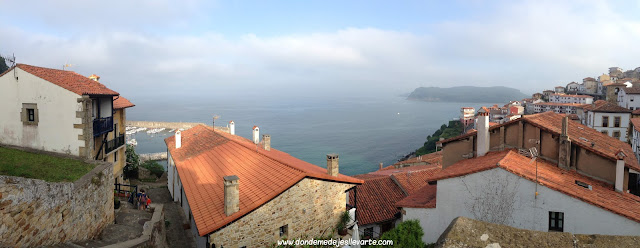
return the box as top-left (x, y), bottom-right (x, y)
top-left (126, 120), bottom-right (229, 132)
top-left (140, 152), bottom-right (168, 162)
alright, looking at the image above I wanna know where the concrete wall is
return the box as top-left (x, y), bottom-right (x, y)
top-left (208, 178), bottom-right (353, 248)
top-left (403, 168), bottom-right (640, 244)
top-left (0, 160), bottom-right (114, 247)
top-left (575, 147), bottom-right (617, 184)
top-left (442, 136), bottom-right (474, 168)
top-left (0, 67), bottom-right (84, 156)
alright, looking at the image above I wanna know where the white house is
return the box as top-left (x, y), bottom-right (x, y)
top-left (399, 113), bottom-right (640, 244)
top-left (580, 100), bottom-right (632, 141)
top-left (554, 86), bottom-right (565, 93)
top-left (0, 63), bottom-right (133, 180)
top-left (566, 82), bottom-right (580, 93)
top-left (618, 87), bottom-right (640, 110)
top-left (549, 94), bottom-right (593, 104)
top-left (532, 102), bottom-right (582, 114)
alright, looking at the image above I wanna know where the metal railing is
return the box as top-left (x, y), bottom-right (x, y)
top-left (114, 183), bottom-right (138, 198)
top-left (93, 116), bottom-right (114, 137)
top-left (105, 134), bottom-right (125, 154)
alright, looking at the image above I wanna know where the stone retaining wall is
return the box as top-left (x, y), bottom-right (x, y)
top-left (126, 120), bottom-right (229, 133)
top-left (0, 160), bottom-right (114, 247)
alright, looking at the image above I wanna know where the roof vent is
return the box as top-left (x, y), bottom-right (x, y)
top-left (575, 180), bottom-right (592, 190)
top-left (579, 137), bottom-right (589, 142)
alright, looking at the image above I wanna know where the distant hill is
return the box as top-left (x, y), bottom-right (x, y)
top-left (407, 86), bottom-right (528, 103)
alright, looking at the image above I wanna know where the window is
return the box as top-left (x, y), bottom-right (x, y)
top-left (614, 117), bottom-right (621, 128)
top-left (549, 211), bottom-right (564, 232)
top-left (364, 227), bottom-right (374, 238)
top-left (21, 103), bottom-right (39, 125)
top-left (279, 224), bottom-right (288, 238)
top-left (602, 116), bottom-right (609, 127)
top-left (613, 131), bottom-right (621, 139)
top-left (114, 151), bottom-right (118, 162)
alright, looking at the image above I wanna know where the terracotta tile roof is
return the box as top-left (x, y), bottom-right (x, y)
top-left (425, 150), bottom-right (640, 223)
top-left (634, 109), bottom-right (640, 115)
top-left (395, 184), bottom-right (437, 208)
top-left (623, 87), bottom-right (640, 94)
top-left (348, 177), bottom-right (406, 225)
top-left (113, 96), bottom-right (135, 109)
top-left (631, 118), bottom-right (640, 133)
top-left (386, 151), bottom-right (442, 169)
top-left (350, 164), bottom-right (441, 225)
top-left (165, 125), bottom-right (362, 235)
top-left (12, 64), bottom-right (119, 96)
top-left (437, 112), bottom-right (640, 172)
top-left (579, 100), bottom-right (631, 113)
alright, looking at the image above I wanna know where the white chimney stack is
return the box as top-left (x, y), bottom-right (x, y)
top-left (252, 126), bottom-right (260, 144)
top-left (615, 150), bottom-right (626, 192)
top-left (229, 121), bottom-right (235, 135)
top-left (175, 130), bottom-right (182, 149)
top-left (477, 115), bottom-right (490, 156)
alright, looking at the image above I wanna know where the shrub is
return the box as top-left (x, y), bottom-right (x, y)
top-left (379, 220), bottom-right (426, 248)
top-left (114, 198), bottom-right (121, 209)
top-left (141, 160), bottom-right (165, 178)
top-left (124, 144), bottom-right (140, 179)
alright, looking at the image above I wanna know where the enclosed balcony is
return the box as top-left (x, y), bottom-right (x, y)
top-left (93, 116), bottom-right (113, 137)
top-left (105, 134), bottom-right (125, 154)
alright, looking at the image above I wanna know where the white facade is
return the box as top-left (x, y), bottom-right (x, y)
top-left (549, 94), bottom-right (593, 104)
top-left (0, 67), bottom-right (84, 155)
top-left (584, 111), bottom-right (630, 141)
top-left (532, 103), bottom-right (580, 114)
top-left (618, 90), bottom-right (640, 111)
top-left (632, 125), bottom-right (640, 164)
top-left (402, 168), bottom-right (640, 244)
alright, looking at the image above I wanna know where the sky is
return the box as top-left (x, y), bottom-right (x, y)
top-left (2, 0), bottom-right (640, 99)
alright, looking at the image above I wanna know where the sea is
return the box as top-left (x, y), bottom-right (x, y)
top-left (127, 94), bottom-right (496, 176)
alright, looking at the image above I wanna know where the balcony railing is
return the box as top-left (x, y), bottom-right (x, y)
top-left (93, 116), bottom-right (114, 137)
top-left (105, 134), bottom-right (125, 154)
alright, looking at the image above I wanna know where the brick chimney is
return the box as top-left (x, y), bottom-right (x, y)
top-left (223, 175), bottom-right (239, 216)
top-left (477, 115), bottom-right (490, 156)
top-left (229, 121), bottom-right (235, 135)
top-left (615, 150), bottom-right (626, 192)
top-left (327, 154), bottom-right (339, 176)
top-left (262, 134), bottom-right (271, 151)
top-left (175, 130), bottom-right (182, 149)
top-left (252, 126), bottom-right (260, 144)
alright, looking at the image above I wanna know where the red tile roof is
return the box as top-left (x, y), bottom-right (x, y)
top-left (113, 96), bottom-right (135, 109)
top-left (350, 164), bottom-right (441, 225)
top-left (395, 184), bottom-right (437, 208)
top-left (623, 87), bottom-right (640, 94)
top-left (437, 112), bottom-right (640, 172)
top-left (631, 118), bottom-right (640, 133)
top-left (422, 150), bottom-right (640, 223)
top-left (579, 100), bottom-right (631, 113)
top-left (12, 64), bottom-right (119, 96)
top-left (385, 151), bottom-right (442, 169)
top-left (165, 125), bottom-right (362, 235)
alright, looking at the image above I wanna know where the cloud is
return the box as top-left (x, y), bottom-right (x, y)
top-left (2, 0), bottom-right (640, 98)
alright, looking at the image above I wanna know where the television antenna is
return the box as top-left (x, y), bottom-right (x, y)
top-left (528, 146), bottom-right (539, 199)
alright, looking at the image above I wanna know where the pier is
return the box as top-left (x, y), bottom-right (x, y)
top-left (126, 120), bottom-right (229, 132)
top-left (139, 152), bottom-right (168, 162)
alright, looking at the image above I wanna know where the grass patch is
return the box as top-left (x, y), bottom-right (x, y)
top-left (0, 146), bottom-right (95, 182)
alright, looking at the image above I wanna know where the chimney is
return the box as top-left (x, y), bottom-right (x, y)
top-left (558, 116), bottom-right (572, 169)
top-left (615, 150), bottom-right (626, 192)
top-left (229, 121), bottom-right (235, 135)
top-left (252, 126), bottom-right (260, 144)
top-left (223, 175), bottom-right (240, 216)
top-left (175, 130), bottom-right (182, 149)
top-left (379, 162), bottom-right (383, 170)
top-left (327, 154), bottom-right (339, 176)
top-left (561, 116), bottom-right (569, 136)
top-left (262, 134), bottom-right (271, 151)
top-left (477, 115), bottom-right (490, 156)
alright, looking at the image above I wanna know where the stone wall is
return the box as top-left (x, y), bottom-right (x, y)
top-left (126, 120), bottom-right (229, 133)
top-left (208, 178), bottom-right (353, 247)
top-left (0, 160), bottom-right (114, 247)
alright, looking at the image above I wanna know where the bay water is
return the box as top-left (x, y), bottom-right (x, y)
top-left (128, 95), bottom-right (495, 175)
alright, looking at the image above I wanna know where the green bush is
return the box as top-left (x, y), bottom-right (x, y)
top-left (142, 160), bottom-right (165, 178)
top-left (415, 120), bottom-right (462, 156)
top-left (379, 220), bottom-right (426, 248)
top-left (124, 144), bottom-right (139, 179)
top-left (114, 198), bottom-right (121, 209)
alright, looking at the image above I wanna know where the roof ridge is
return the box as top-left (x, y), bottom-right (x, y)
top-left (390, 174), bottom-right (409, 196)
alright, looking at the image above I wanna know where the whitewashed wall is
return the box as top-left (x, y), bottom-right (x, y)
top-left (0, 67), bottom-right (84, 155)
top-left (588, 112), bottom-right (630, 141)
top-left (403, 168), bottom-right (640, 244)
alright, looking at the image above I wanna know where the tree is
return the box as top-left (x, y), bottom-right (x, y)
top-left (0, 56), bottom-right (9, 74)
top-left (379, 220), bottom-right (426, 248)
top-left (124, 144), bottom-right (140, 179)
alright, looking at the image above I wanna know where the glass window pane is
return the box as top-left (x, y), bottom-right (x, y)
top-left (559, 220), bottom-right (563, 228)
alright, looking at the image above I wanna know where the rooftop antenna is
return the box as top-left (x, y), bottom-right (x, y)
top-left (528, 146), bottom-right (539, 199)
top-left (6, 53), bottom-right (17, 80)
top-left (212, 115), bottom-right (220, 130)
top-left (62, 63), bottom-right (73, 71)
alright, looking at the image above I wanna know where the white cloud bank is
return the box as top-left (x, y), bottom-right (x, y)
top-left (1, 0), bottom-right (640, 98)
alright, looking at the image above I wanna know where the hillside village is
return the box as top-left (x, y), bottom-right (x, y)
top-left (3, 63), bottom-right (640, 247)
